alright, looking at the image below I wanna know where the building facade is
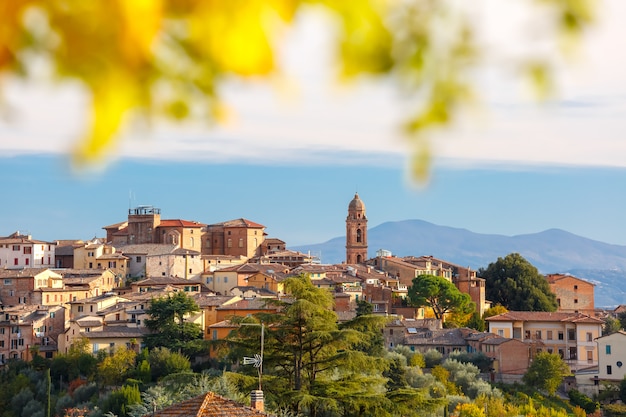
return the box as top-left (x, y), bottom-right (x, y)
top-left (346, 193), bottom-right (368, 264)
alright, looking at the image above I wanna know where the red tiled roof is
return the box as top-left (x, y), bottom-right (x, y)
top-left (215, 218), bottom-right (265, 229)
top-left (485, 311), bottom-right (604, 324)
top-left (148, 391), bottom-right (271, 417)
top-left (159, 219), bottom-right (206, 228)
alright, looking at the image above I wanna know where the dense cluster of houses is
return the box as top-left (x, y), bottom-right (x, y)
top-left (0, 196), bottom-right (624, 397)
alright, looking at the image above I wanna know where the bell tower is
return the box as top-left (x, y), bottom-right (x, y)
top-left (346, 193), bottom-right (368, 264)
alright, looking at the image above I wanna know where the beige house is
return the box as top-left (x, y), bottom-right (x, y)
top-left (73, 239), bottom-right (128, 280)
top-left (0, 304), bottom-right (65, 362)
top-left (486, 311), bottom-right (604, 371)
top-left (0, 268), bottom-right (63, 307)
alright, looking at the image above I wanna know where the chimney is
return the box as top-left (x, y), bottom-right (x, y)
top-left (250, 390), bottom-right (264, 412)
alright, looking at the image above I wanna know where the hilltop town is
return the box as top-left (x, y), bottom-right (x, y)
top-left (1, 193), bottom-right (625, 415)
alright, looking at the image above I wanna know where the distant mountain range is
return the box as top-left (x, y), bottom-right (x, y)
top-left (292, 219), bottom-right (626, 308)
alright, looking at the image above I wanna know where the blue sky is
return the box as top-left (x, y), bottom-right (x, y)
top-left (2, 1), bottom-right (626, 249)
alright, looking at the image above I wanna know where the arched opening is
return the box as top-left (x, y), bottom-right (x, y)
top-left (356, 229), bottom-right (362, 243)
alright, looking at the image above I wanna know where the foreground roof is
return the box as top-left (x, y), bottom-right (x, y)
top-left (147, 391), bottom-right (271, 417)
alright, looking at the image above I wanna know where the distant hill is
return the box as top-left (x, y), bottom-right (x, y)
top-left (292, 219), bottom-right (626, 308)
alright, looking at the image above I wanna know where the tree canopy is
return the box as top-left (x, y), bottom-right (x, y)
top-left (478, 253), bottom-right (558, 312)
top-left (144, 291), bottom-right (203, 354)
top-left (223, 273), bottom-right (439, 417)
top-left (0, 1), bottom-right (594, 177)
top-left (407, 274), bottom-right (475, 321)
top-left (523, 351), bottom-right (570, 396)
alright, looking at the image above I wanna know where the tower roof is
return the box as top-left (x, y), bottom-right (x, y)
top-left (348, 193), bottom-right (365, 212)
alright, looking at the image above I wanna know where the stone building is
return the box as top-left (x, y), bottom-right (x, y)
top-left (346, 193), bottom-right (368, 264)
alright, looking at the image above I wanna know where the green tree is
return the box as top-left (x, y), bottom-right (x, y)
top-left (478, 254), bottom-right (558, 311)
top-left (355, 299), bottom-right (373, 316)
top-left (604, 316), bottom-right (622, 335)
top-left (466, 311), bottom-right (486, 331)
top-left (147, 347), bottom-right (191, 381)
top-left (523, 352), bottom-right (570, 395)
top-left (102, 384), bottom-right (141, 417)
top-left (226, 274), bottom-right (391, 417)
top-left (144, 292), bottom-right (203, 354)
top-left (407, 274), bottom-right (475, 322)
top-left (98, 346), bottom-right (137, 387)
top-left (482, 304), bottom-right (508, 320)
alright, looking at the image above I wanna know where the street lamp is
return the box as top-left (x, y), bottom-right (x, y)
top-left (241, 322), bottom-right (264, 390)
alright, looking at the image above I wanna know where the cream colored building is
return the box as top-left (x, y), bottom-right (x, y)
top-left (73, 239), bottom-right (128, 280)
top-left (486, 311), bottom-right (604, 371)
top-left (146, 248), bottom-right (202, 280)
top-left (596, 331), bottom-right (626, 381)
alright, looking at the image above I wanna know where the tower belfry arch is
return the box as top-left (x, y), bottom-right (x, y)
top-left (346, 193), bottom-right (368, 264)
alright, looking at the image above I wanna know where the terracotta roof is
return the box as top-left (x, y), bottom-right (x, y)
top-left (211, 218), bottom-right (266, 229)
top-left (147, 391), bottom-right (271, 417)
top-left (102, 221), bottom-right (128, 230)
top-left (485, 311), bottom-right (604, 324)
top-left (545, 273), bottom-right (595, 286)
top-left (0, 268), bottom-right (54, 278)
top-left (159, 219), bottom-right (206, 228)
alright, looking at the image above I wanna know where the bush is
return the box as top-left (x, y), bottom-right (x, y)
top-left (423, 349), bottom-right (443, 368)
top-left (604, 403), bottom-right (626, 417)
top-left (568, 389), bottom-right (599, 414)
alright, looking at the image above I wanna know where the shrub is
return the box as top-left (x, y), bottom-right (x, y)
top-left (568, 389), bottom-right (599, 414)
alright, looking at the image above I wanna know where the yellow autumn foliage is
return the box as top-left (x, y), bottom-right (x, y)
top-left (0, 0), bottom-right (594, 176)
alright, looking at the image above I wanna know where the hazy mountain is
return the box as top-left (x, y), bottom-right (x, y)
top-left (292, 219), bottom-right (626, 308)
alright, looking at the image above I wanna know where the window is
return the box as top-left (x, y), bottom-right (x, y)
top-left (558, 331), bottom-right (564, 340)
top-left (77, 306), bottom-right (84, 312)
top-left (88, 262), bottom-right (93, 268)
top-left (587, 332), bottom-right (593, 342)
top-left (23, 247), bottom-right (31, 254)
top-left (50, 312), bottom-right (55, 318)
top-left (3, 279), bottom-right (11, 285)
top-left (88, 251), bottom-right (94, 257)
top-left (238, 238), bottom-right (243, 248)
top-left (212, 330), bottom-right (218, 340)
top-left (108, 261), bottom-right (116, 268)
top-left (606, 345), bottom-right (612, 354)
top-left (574, 285), bottom-right (578, 290)
top-left (547, 331), bottom-right (553, 340)
top-left (227, 239), bottom-right (232, 248)
top-left (574, 299), bottom-right (578, 304)
top-left (13, 258), bottom-right (18, 266)
top-left (568, 329), bottom-right (576, 341)
top-left (535, 330), bottom-right (542, 340)
top-left (569, 347), bottom-right (577, 360)
top-left (136, 256), bottom-right (142, 263)
top-left (607, 365), bottom-right (613, 375)
top-left (587, 351), bottom-right (593, 363)
top-left (25, 258), bottom-right (29, 266)
top-left (497, 329), bottom-right (504, 337)
top-left (93, 343), bottom-right (99, 353)
top-left (12, 245), bottom-right (19, 251)
top-left (525, 330), bottom-right (531, 340)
